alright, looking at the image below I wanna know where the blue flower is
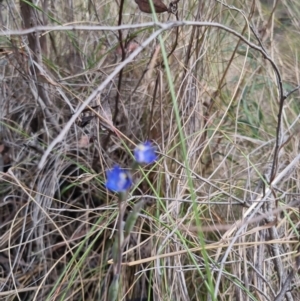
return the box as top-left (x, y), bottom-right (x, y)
top-left (105, 165), bottom-right (132, 192)
top-left (134, 141), bottom-right (157, 164)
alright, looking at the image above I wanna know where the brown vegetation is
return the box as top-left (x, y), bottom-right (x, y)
top-left (0, 0), bottom-right (300, 300)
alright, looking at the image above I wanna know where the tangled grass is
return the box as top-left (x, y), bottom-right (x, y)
top-left (0, 0), bottom-right (300, 300)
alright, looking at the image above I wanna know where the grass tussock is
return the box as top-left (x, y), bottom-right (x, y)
top-left (0, 0), bottom-right (300, 300)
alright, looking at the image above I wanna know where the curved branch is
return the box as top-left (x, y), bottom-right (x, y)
top-left (33, 20), bottom-right (299, 169)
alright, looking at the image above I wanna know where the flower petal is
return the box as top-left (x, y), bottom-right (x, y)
top-left (134, 141), bottom-right (157, 164)
top-left (105, 165), bottom-right (132, 192)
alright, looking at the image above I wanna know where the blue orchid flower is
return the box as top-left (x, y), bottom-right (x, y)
top-left (134, 141), bottom-right (157, 164)
top-left (105, 165), bottom-right (132, 192)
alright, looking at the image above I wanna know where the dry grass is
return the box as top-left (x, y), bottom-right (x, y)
top-left (0, 0), bottom-right (300, 300)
